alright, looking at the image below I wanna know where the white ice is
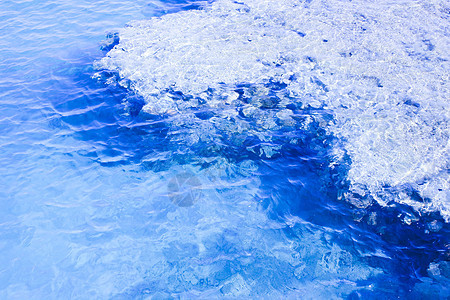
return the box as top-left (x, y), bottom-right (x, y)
top-left (97, 0), bottom-right (450, 220)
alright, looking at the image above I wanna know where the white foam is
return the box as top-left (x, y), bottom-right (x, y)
top-left (96, 0), bottom-right (450, 220)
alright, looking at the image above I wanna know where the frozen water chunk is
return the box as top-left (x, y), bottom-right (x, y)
top-left (96, 0), bottom-right (450, 220)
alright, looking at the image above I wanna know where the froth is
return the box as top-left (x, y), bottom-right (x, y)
top-left (96, 0), bottom-right (450, 220)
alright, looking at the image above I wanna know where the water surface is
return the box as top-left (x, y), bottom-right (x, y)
top-left (0, 0), bottom-right (449, 298)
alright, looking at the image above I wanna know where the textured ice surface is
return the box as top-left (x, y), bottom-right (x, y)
top-left (97, 0), bottom-right (450, 220)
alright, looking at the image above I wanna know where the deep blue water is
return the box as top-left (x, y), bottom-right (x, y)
top-left (0, 0), bottom-right (449, 299)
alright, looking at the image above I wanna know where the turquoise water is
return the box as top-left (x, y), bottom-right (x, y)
top-left (0, 0), bottom-right (449, 298)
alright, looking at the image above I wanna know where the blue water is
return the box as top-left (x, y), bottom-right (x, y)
top-left (0, 0), bottom-right (449, 299)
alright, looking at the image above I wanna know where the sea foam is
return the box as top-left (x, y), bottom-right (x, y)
top-left (96, 0), bottom-right (450, 220)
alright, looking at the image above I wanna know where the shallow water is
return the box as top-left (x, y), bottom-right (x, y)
top-left (0, 0), bottom-right (449, 299)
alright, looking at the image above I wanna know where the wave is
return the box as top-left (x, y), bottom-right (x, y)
top-left (95, 0), bottom-right (450, 220)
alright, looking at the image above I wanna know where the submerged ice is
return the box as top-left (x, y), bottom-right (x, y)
top-left (96, 0), bottom-right (450, 219)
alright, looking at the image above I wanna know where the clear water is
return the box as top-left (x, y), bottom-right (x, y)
top-left (0, 0), bottom-right (449, 299)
